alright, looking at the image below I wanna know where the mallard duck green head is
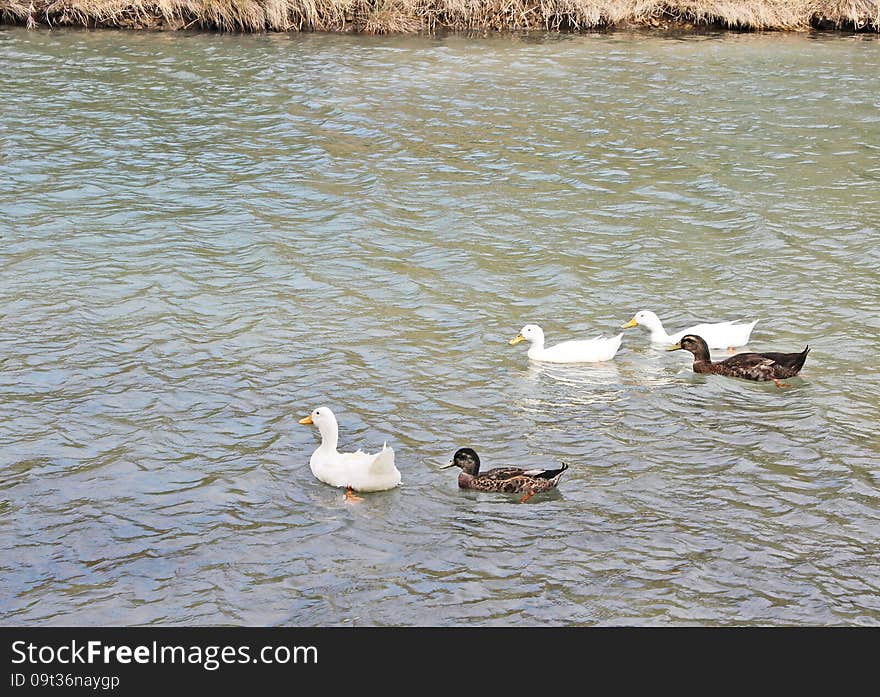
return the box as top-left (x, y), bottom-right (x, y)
top-left (668, 334), bottom-right (711, 360)
top-left (444, 447), bottom-right (481, 475)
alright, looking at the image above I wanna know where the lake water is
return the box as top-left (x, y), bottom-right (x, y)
top-left (1, 27), bottom-right (878, 625)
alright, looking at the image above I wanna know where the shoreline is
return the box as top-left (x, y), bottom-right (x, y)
top-left (2, 1), bottom-right (879, 35)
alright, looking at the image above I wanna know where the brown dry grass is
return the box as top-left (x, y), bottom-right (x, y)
top-left (0, 0), bottom-right (877, 32)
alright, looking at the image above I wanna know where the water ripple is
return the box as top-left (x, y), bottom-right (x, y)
top-left (1, 28), bottom-right (878, 626)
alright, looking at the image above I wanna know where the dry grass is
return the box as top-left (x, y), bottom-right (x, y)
top-left (0, 0), bottom-right (877, 32)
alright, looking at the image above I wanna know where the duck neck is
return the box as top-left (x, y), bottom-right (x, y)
top-left (461, 461), bottom-right (480, 476)
top-left (527, 337), bottom-right (545, 356)
top-left (316, 420), bottom-right (339, 453)
top-left (689, 345), bottom-right (713, 367)
top-left (646, 319), bottom-right (672, 344)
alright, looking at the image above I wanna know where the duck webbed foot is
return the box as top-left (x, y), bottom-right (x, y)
top-left (344, 487), bottom-right (364, 502)
top-left (519, 490), bottom-right (536, 504)
top-left (772, 379), bottom-right (791, 389)
top-left (727, 347), bottom-right (737, 354)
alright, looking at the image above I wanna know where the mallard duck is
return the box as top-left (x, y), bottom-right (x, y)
top-left (509, 324), bottom-right (622, 363)
top-left (298, 407), bottom-right (401, 500)
top-left (439, 447), bottom-right (568, 503)
top-left (668, 334), bottom-right (810, 387)
top-left (622, 310), bottom-right (757, 350)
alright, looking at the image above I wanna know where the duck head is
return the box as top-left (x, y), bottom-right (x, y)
top-left (622, 310), bottom-right (661, 330)
top-left (509, 324), bottom-right (544, 347)
top-left (298, 406), bottom-right (339, 449)
top-left (668, 334), bottom-right (711, 361)
top-left (440, 447), bottom-right (481, 476)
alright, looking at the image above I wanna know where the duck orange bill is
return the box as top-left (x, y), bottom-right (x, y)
top-left (621, 318), bottom-right (638, 329)
top-left (298, 415), bottom-right (314, 424)
top-left (509, 335), bottom-right (525, 345)
top-left (666, 342), bottom-right (683, 351)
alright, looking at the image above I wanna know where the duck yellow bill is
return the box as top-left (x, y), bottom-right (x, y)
top-left (509, 335), bottom-right (525, 345)
top-left (298, 415), bottom-right (314, 425)
top-left (621, 318), bottom-right (638, 329)
top-left (667, 342), bottom-right (683, 351)
top-left (438, 461), bottom-right (456, 469)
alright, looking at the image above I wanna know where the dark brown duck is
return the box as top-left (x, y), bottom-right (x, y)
top-left (441, 447), bottom-right (568, 503)
top-left (669, 334), bottom-right (810, 387)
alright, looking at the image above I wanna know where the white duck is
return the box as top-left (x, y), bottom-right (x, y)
top-left (509, 324), bottom-right (623, 363)
top-left (298, 407), bottom-right (401, 501)
top-left (622, 310), bottom-right (758, 350)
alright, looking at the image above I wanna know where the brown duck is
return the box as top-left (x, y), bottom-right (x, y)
top-left (669, 334), bottom-right (810, 388)
top-left (440, 447), bottom-right (568, 503)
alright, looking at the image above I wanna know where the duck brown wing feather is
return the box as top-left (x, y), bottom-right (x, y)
top-left (759, 346), bottom-right (810, 376)
top-left (733, 357), bottom-right (780, 381)
top-left (719, 346), bottom-right (810, 381)
top-left (480, 467), bottom-right (536, 482)
top-left (718, 352), bottom-right (776, 370)
top-left (482, 464), bottom-right (568, 481)
top-left (526, 463), bottom-right (569, 480)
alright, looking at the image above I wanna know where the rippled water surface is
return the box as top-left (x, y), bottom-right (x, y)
top-left (1, 27), bottom-right (879, 625)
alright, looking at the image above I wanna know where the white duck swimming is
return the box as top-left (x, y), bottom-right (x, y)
top-left (622, 310), bottom-right (758, 350)
top-left (298, 407), bottom-right (401, 501)
top-left (509, 324), bottom-right (623, 363)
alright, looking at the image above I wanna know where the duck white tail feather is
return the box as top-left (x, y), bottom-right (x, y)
top-left (368, 444), bottom-right (396, 474)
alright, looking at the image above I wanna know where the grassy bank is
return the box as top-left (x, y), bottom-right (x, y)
top-left (2, 0), bottom-right (879, 34)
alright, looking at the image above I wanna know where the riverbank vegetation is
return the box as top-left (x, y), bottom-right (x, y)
top-left (2, 0), bottom-right (878, 34)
